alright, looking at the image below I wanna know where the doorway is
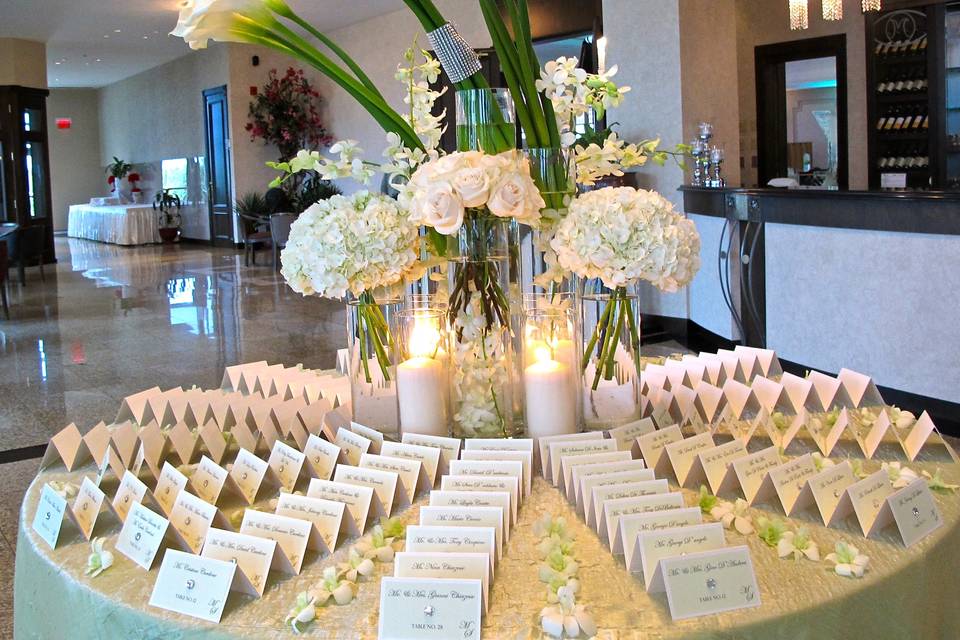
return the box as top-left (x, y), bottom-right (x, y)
top-left (203, 85), bottom-right (234, 246)
top-left (756, 35), bottom-right (848, 189)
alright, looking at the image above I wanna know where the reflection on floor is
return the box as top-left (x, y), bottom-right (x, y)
top-left (0, 237), bottom-right (689, 635)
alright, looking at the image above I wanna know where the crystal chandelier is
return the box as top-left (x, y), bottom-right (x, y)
top-left (790, 0), bottom-right (809, 30)
top-left (823, 0), bottom-right (842, 21)
top-left (862, 0), bottom-right (882, 11)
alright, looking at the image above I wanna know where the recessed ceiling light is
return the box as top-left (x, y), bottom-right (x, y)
top-left (95, 58), bottom-right (101, 62)
top-left (103, 34), bottom-right (110, 38)
top-left (143, 35), bottom-right (149, 39)
top-left (54, 61), bottom-right (61, 65)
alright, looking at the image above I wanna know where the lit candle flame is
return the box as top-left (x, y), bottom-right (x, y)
top-left (409, 315), bottom-right (441, 359)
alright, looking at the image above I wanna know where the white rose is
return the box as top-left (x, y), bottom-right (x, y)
top-left (415, 182), bottom-right (465, 235)
top-left (453, 167), bottom-right (491, 208)
top-left (487, 175), bottom-right (528, 219)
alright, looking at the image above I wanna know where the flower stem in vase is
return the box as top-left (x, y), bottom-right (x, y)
top-left (584, 287), bottom-right (641, 391)
top-left (357, 291), bottom-right (393, 383)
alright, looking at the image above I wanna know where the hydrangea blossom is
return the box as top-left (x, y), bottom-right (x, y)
top-left (280, 191), bottom-right (419, 298)
top-left (552, 187), bottom-right (701, 292)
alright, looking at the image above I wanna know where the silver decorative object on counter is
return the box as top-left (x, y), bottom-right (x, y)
top-left (690, 122), bottom-right (725, 188)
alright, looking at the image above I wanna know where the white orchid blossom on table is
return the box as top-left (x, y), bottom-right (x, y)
top-left (356, 524), bottom-right (400, 562)
top-left (711, 498), bottom-right (755, 535)
top-left (812, 452), bottom-right (836, 472)
top-left (826, 541), bottom-right (870, 578)
top-left (48, 481), bottom-right (79, 500)
top-left (882, 461), bottom-right (920, 489)
top-left (538, 546), bottom-right (580, 585)
top-left (540, 585), bottom-right (597, 639)
top-left (313, 566), bottom-right (356, 605)
top-left (84, 537), bottom-right (114, 578)
top-left (777, 528), bottom-right (820, 562)
top-left (338, 548), bottom-right (376, 583)
top-left (923, 468), bottom-right (959, 493)
top-left (284, 591), bottom-right (316, 635)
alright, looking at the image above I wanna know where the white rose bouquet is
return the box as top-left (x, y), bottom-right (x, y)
top-left (281, 191), bottom-right (419, 382)
top-left (552, 187), bottom-right (701, 387)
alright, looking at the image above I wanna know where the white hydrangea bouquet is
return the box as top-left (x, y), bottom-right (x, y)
top-left (553, 187), bottom-right (701, 387)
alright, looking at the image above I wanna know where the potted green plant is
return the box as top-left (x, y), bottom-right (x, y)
top-left (153, 188), bottom-right (182, 243)
top-left (106, 156), bottom-right (132, 201)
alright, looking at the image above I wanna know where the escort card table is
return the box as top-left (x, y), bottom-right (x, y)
top-left (14, 456), bottom-right (960, 639)
top-left (67, 204), bottom-right (161, 246)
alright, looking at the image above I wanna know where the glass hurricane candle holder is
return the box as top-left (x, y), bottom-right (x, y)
top-left (523, 307), bottom-right (580, 438)
top-left (395, 309), bottom-right (450, 437)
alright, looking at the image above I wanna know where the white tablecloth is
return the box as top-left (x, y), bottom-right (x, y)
top-left (67, 204), bottom-right (161, 245)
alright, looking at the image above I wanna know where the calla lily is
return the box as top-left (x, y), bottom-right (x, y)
top-left (812, 452), bottom-right (835, 472)
top-left (338, 548), bottom-right (376, 582)
top-left (777, 528), bottom-right (820, 562)
top-left (84, 537), bottom-right (114, 577)
top-left (538, 547), bottom-right (579, 585)
top-left (826, 541), bottom-right (869, 578)
top-left (710, 498), bottom-right (754, 535)
top-left (533, 514), bottom-right (573, 543)
top-left (357, 525), bottom-right (397, 562)
top-left (697, 485), bottom-right (718, 515)
top-left (756, 516), bottom-right (788, 548)
top-left (539, 585), bottom-right (596, 638)
top-left (284, 591), bottom-right (316, 634)
top-left (882, 461), bottom-right (920, 489)
top-left (314, 566), bottom-right (356, 605)
top-left (48, 481), bottom-right (79, 500)
top-left (922, 469), bottom-right (959, 493)
top-left (171, 0), bottom-right (274, 51)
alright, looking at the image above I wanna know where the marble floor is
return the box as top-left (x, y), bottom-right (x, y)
top-left (0, 236), bottom-right (687, 635)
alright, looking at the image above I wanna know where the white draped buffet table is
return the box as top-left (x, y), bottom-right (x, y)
top-left (67, 204), bottom-right (161, 246)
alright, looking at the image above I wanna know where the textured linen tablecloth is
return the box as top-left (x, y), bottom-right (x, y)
top-left (13, 449), bottom-right (960, 640)
top-left (67, 204), bottom-right (161, 245)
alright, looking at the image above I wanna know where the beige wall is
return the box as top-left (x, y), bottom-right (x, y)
top-left (46, 89), bottom-right (103, 231)
top-left (736, 0), bottom-right (868, 188)
top-left (0, 38), bottom-right (47, 89)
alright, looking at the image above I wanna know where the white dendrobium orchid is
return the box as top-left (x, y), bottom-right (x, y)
top-left (48, 481), bottom-right (79, 500)
top-left (84, 537), bottom-right (114, 578)
top-left (540, 585), bottom-right (597, 639)
top-left (812, 452), bottom-right (835, 472)
top-left (284, 591), bottom-right (316, 634)
top-left (777, 528), bottom-right (820, 562)
top-left (338, 548), bottom-right (376, 582)
top-left (826, 541), bottom-right (869, 578)
top-left (922, 468), bottom-right (959, 493)
top-left (533, 515), bottom-right (573, 542)
top-left (538, 547), bottom-right (579, 585)
top-left (710, 498), bottom-right (755, 535)
top-left (313, 566), bottom-right (356, 605)
top-left (882, 461), bottom-right (920, 489)
top-left (356, 524), bottom-right (398, 562)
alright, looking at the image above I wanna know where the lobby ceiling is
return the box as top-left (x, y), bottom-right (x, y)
top-left (0, 0), bottom-right (404, 88)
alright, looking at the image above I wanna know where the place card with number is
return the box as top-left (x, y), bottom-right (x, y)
top-left (70, 476), bottom-right (106, 540)
top-left (109, 470), bottom-right (150, 523)
top-left (635, 522), bottom-right (726, 589)
top-left (394, 552), bottom-right (491, 614)
top-left (116, 501), bottom-right (169, 569)
top-left (875, 478), bottom-right (943, 547)
top-left (31, 484), bottom-right (69, 549)
top-left (268, 441), bottom-right (307, 492)
top-left (649, 545), bottom-right (760, 620)
top-left (149, 549), bottom-right (236, 623)
top-left (378, 577), bottom-right (482, 640)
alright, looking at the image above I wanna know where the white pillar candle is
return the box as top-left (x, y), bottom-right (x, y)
top-left (524, 355), bottom-right (577, 438)
top-left (397, 356), bottom-right (448, 436)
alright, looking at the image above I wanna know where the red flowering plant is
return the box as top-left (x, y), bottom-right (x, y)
top-left (246, 67), bottom-right (331, 162)
top-left (128, 172), bottom-right (141, 193)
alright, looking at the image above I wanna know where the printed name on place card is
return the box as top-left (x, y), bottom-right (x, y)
top-left (548, 439), bottom-right (618, 489)
top-left (637, 425), bottom-right (683, 475)
top-left (838, 469), bottom-right (895, 537)
top-left (447, 460), bottom-right (525, 502)
top-left (600, 492), bottom-right (685, 552)
top-left (267, 441), bottom-right (306, 492)
top-left (581, 468), bottom-right (656, 527)
top-left (731, 447), bottom-right (782, 503)
top-left (70, 476), bottom-right (106, 540)
top-left (458, 449), bottom-right (533, 497)
top-left (333, 464), bottom-right (397, 518)
top-left (559, 451), bottom-right (633, 503)
top-left (394, 552), bottom-right (491, 613)
top-left (881, 478), bottom-right (943, 547)
top-left (796, 460), bottom-right (857, 526)
top-left (303, 434), bottom-right (342, 480)
top-left (169, 490), bottom-right (226, 554)
top-left (404, 525), bottom-right (497, 573)
top-left (418, 506), bottom-right (504, 561)
top-left (592, 479), bottom-right (669, 540)
top-left (116, 501), bottom-right (169, 569)
top-left (381, 441), bottom-right (442, 487)
top-left (574, 460), bottom-right (650, 515)
top-left (636, 522), bottom-right (726, 590)
top-left (401, 433), bottom-right (461, 475)
top-left (334, 428), bottom-right (372, 466)
top-left (652, 546), bottom-right (760, 621)
top-left (622, 507), bottom-right (703, 572)
top-left (307, 478), bottom-right (374, 533)
top-left (377, 577), bottom-right (482, 640)
top-left (31, 484), bottom-right (68, 549)
top-left (663, 432), bottom-right (715, 486)
top-left (201, 528), bottom-right (277, 597)
top-left (429, 491), bottom-right (512, 541)
top-left (149, 549), bottom-right (235, 623)
top-left (360, 452), bottom-right (424, 503)
top-left (240, 510), bottom-right (313, 574)
top-left (440, 475), bottom-right (519, 526)
top-left (349, 422), bottom-right (384, 454)
top-left (275, 492), bottom-right (350, 553)
top-left (111, 470), bottom-right (150, 523)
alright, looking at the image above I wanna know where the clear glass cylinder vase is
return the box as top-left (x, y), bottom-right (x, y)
top-left (522, 148), bottom-right (576, 296)
top-left (346, 291), bottom-right (402, 436)
top-left (522, 304), bottom-right (581, 437)
top-left (577, 278), bottom-right (642, 430)
top-left (447, 212), bottom-right (518, 438)
top-left (395, 308), bottom-right (450, 437)
top-left (455, 88), bottom-right (516, 153)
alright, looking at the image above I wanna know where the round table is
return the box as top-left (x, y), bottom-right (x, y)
top-left (13, 451), bottom-right (960, 639)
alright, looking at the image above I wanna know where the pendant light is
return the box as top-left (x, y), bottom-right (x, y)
top-left (790, 0), bottom-right (809, 30)
top-left (862, 0), bottom-right (882, 12)
top-left (823, 0), bottom-right (842, 21)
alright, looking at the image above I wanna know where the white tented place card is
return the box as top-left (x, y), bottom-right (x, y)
top-left (40, 423), bottom-right (91, 472)
top-left (458, 450), bottom-right (533, 497)
top-left (154, 462), bottom-right (189, 517)
top-left (361, 453), bottom-right (425, 503)
top-left (405, 525), bottom-right (497, 572)
top-left (693, 381), bottom-right (725, 424)
top-left (463, 437), bottom-right (534, 455)
top-left (537, 433), bottom-right (603, 478)
top-left (721, 379), bottom-right (761, 422)
top-left (752, 453), bottom-right (817, 513)
top-left (600, 492), bottom-right (686, 551)
top-left (394, 552), bottom-right (491, 613)
top-left (240, 509), bottom-right (313, 574)
top-left (902, 411), bottom-right (940, 461)
top-left (149, 548), bottom-right (235, 623)
top-left (574, 460), bottom-right (650, 515)
top-left (548, 439), bottom-right (618, 488)
top-left (111, 470), bottom-right (150, 523)
top-left (333, 464), bottom-right (396, 518)
top-left (734, 346), bottom-right (782, 378)
top-left (695, 439), bottom-right (748, 495)
top-left (32, 483), bottom-right (69, 549)
top-left (837, 368), bottom-right (884, 408)
top-left (608, 418), bottom-right (656, 454)
top-left (592, 480), bottom-right (669, 540)
top-left (307, 478), bottom-right (374, 533)
top-left (167, 420), bottom-right (201, 464)
top-left (636, 425), bottom-right (683, 475)
top-left (581, 467), bottom-right (656, 526)
top-left (168, 490), bottom-right (227, 554)
top-left (335, 428), bottom-right (372, 466)
top-left (429, 491), bottom-right (512, 540)
top-left (275, 493), bottom-right (350, 553)
top-left (198, 421), bottom-right (230, 464)
top-left (880, 478), bottom-right (943, 547)
top-left (401, 433), bottom-right (461, 475)
top-left (135, 422), bottom-right (171, 480)
top-left (201, 528), bottom-right (278, 597)
top-left (377, 577), bottom-right (482, 640)
top-left (635, 522), bottom-right (726, 589)
top-left (230, 448), bottom-right (276, 505)
top-left (559, 450), bottom-right (632, 502)
top-left (439, 475), bottom-right (520, 526)
top-left (651, 545), bottom-right (760, 620)
top-left (267, 441), bottom-right (307, 492)
top-left (116, 387), bottom-right (161, 424)
top-left (191, 455), bottom-right (231, 506)
top-left (859, 410), bottom-right (892, 459)
top-left (70, 476), bottom-right (106, 540)
top-left (816, 408), bottom-right (851, 457)
top-left (731, 447), bottom-right (782, 503)
top-left (110, 422), bottom-right (140, 470)
top-left (116, 501), bottom-right (169, 570)
top-left (303, 434), bottom-right (343, 480)
top-left (663, 432), bottom-right (715, 486)
top-left (349, 422), bottom-right (384, 454)
top-left (381, 441), bottom-right (442, 487)
top-left (838, 469), bottom-right (895, 537)
top-left (418, 506), bottom-right (504, 560)
top-left (621, 507), bottom-right (703, 570)
top-left (447, 460), bottom-right (524, 502)
top-left (807, 371), bottom-right (854, 412)
top-left (81, 422), bottom-right (112, 470)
